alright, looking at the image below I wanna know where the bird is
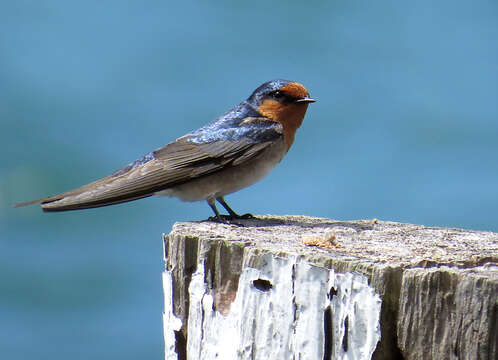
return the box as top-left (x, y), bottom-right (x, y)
top-left (14, 79), bottom-right (315, 222)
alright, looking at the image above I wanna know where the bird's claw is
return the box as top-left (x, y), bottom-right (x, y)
top-left (206, 213), bottom-right (256, 224)
top-left (234, 213), bottom-right (255, 220)
top-left (207, 215), bottom-right (235, 224)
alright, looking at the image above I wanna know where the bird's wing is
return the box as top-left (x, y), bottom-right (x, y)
top-left (15, 119), bottom-right (283, 211)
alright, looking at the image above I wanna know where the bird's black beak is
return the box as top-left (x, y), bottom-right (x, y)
top-left (295, 97), bottom-right (316, 103)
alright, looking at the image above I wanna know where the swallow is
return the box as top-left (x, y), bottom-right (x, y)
top-left (14, 79), bottom-right (315, 222)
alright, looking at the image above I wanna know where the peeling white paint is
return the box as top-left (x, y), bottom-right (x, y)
top-left (292, 261), bottom-right (330, 358)
top-left (328, 271), bottom-right (382, 360)
top-left (164, 255), bottom-right (382, 360)
top-left (162, 271), bottom-right (183, 360)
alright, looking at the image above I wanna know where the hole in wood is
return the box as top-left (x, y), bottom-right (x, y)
top-left (323, 305), bottom-right (333, 360)
top-left (252, 278), bottom-right (273, 292)
top-left (328, 286), bottom-right (338, 299)
top-left (342, 315), bottom-right (349, 352)
top-left (174, 330), bottom-right (187, 360)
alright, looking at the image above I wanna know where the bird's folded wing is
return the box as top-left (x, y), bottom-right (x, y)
top-left (16, 129), bottom-right (280, 211)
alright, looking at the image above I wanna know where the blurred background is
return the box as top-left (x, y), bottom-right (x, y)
top-left (1, 1), bottom-right (497, 358)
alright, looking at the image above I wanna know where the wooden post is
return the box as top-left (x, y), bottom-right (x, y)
top-left (162, 216), bottom-right (498, 360)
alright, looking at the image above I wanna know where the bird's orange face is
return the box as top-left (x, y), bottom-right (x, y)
top-left (257, 82), bottom-right (314, 150)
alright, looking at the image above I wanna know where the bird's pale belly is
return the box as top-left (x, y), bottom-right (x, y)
top-left (156, 138), bottom-right (287, 202)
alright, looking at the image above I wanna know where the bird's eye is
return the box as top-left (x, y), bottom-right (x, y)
top-left (271, 90), bottom-right (284, 99)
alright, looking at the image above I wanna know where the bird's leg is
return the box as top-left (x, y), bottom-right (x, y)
top-left (206, 198), bottom-right (225, 222)
top-left (216, 197), bottom-right (254, 219)
top-left (206, 197), bottom-right (236, 223)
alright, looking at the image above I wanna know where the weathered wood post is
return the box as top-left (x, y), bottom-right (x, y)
top-left (162, 215), bottom-right (497, 360)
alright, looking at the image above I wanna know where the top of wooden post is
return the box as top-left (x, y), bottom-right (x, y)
top-left (169, 215), bottom-right (497, 276)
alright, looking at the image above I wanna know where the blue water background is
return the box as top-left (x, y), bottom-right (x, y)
top-left (1, 1), bottom-right (497, 358)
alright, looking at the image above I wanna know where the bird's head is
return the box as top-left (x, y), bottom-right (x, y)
top-left (247, 79), bottom-right (315, 149)
top-left (247, 79), bottom-right (315, 109)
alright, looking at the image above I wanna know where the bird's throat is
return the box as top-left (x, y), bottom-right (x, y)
top-left (258, 100), bottom-right (309, 150)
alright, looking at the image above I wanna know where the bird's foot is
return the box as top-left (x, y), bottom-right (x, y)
top-left (206, 213), bottom-right (256, 224)
top-left (207, 215), bottom-right (235, 224)
top-left (231, 213), bottom-right (255, 220)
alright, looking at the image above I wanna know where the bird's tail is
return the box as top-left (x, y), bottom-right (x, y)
top-left (13, 171), bottom-right (157, 212)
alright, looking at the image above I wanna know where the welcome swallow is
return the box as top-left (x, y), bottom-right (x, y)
top-left (15, 79), bottom-right (315, 221)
